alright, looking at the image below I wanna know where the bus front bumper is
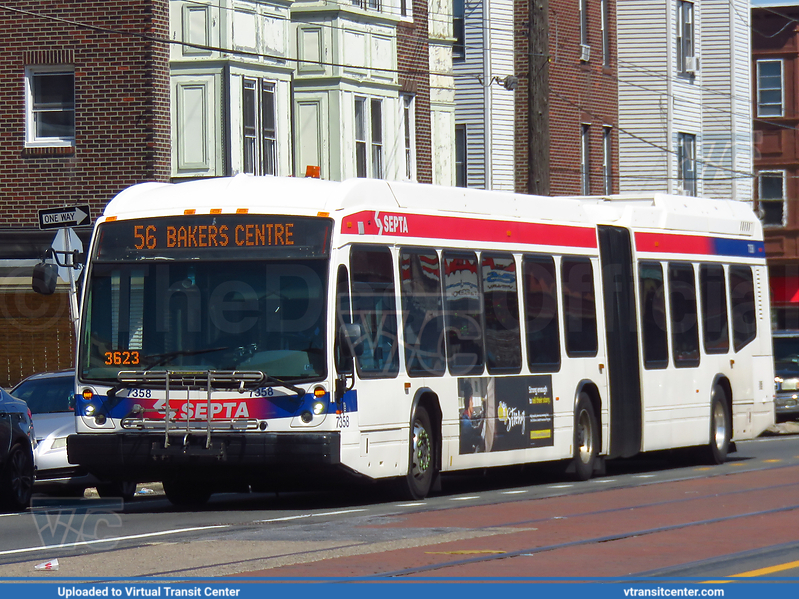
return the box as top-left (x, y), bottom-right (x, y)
top-left (66, 432), bottom-right (341, 482)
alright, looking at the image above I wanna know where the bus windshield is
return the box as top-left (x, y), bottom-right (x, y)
top-left (79, 259), bottom-right (329, 383)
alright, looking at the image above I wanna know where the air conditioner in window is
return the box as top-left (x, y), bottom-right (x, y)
top-left (580, 44), bottom-right (591, 62)
top-left (685, 56), bottom-right (698, 74)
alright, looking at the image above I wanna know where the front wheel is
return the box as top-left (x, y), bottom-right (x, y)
top-left (163, 480), bottom-right (212, 507)
top-left (706, 384), bottom-right (731, 465)
top-left (0, 444), bottom-right (34, 511)
top-left (572, 393), bottom-right (599, 481)
top-left (398, 405), bottom-right (437, 500)
top-left (97, 481), bottom-right (137, 501)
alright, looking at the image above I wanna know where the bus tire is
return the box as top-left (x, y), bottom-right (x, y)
top-left (706, 384), bottom-right (731, 465)
top-left (399, 405), bottom-right (436, 500)
top-left (163, 480), bottom-right (212, 507)
top-left (97, 481), bottom-right (137, 502)
top-left (572, 393), bottom-right (599, 481)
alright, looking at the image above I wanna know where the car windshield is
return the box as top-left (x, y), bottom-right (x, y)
top-left (11, 376), bottom-right (74, 414)
top-left (774, 335), bottom-right (799, 375)
top-left (79, 259), bottom-right (329, 383)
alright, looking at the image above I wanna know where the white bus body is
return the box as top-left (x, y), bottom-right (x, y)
top-left (66, 176), bottom-right (775, 504)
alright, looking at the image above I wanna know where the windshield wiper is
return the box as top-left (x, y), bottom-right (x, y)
top-left (263, 374), bottom-right (305, 398)
top-left (139, 346), bottom-right (231, 370)
top-left (103, 347), bottom-right (231, 400)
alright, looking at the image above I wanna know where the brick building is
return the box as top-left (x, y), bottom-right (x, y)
top-left (752, 2), bottom-right (799, 328)
top-left (0, 1), bottom-right (170, 386)
top-left (457, 0), bottom-right (619, 195)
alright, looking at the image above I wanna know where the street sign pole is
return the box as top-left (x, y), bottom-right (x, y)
top-left (64, 231), bottom-right (79, 338)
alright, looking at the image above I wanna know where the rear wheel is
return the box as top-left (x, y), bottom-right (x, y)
top-left (706, 384), bottom-right (731, 465)
top-left (572, 393), bottom-right (599, 481)
top-left (1, 444), bottom-right (34, 511)
top-left (163, 480), bottom-right (212, 507)
top-left (398, 405), bottom-right (437, 500)
top-left (97, 481), bottom-right (137, 501)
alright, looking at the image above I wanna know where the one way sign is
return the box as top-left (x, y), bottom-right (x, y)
top-left (38, 205), bottom-right (91, 230)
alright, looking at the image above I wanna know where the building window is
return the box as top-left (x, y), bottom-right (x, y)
top-left (355, 96), bottom-right (383, 179)
top-left (580, 0), bottom-right (589, 46)
top-left (351, 0), bottom-right (381, 10)
top-left (579, 0), bottom-right (590, 61)
top-left (677, 1), bottom-right (695, 75)
top-left (371, 98), bottom-right (383, 178)
top-left (400, 0), bottom-right (411, 18)
top-left (581, 124), bottom-right (590, 195)
top-left (601, 0), bottom-right (610, 66)
top-left (401, 94), bottom-right (416, 180)
top-left (453, 0), bottom-right (465, 61)
top-left (603, 126), bottom-right (612, 194)
top-left (455, 125), bottom-right (467, 187)
top-left (758, 170), bottom-right (786, 227)
top-left (25, 66), bottom-right (75, 146)
top-left (355, 97), bottom-right (368, 177)
top-left (757, 60), bottom-right (784, 117)
top-left (242, 78), bottom-right (277, 176)
top-left (678, 132), bottom-right (697, 196)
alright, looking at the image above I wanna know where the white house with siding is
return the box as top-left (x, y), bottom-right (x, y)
top-left (617, 0), bottom-right (753, 202)
top-left (169, 0), bottom-right (455, 184)
top-left (453, 0), bottom-right (516, 190)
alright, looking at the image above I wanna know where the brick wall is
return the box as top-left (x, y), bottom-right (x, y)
top-left (397, 0), bottom-right (433, 184)
top-left (0, 2), bottom-right (170, 380)
top-left (548, 0), bottom-right (619, 196)
top-left (0, 1), bottom-right (171, 227)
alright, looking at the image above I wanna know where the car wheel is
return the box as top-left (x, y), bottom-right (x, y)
top-left (1, 444), bottom-right (34, 511)
top-left (97, 481), bottom-right (137, 501)
top-left (163, 480), bottom-right (212, 507)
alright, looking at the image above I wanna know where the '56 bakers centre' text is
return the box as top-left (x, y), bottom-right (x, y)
top-left (133, 223), bottom-right (294, 249)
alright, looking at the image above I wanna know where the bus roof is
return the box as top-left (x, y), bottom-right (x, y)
top-left (103, 176), bottom-right (761, 239)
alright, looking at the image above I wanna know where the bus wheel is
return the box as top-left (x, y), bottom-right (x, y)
top-left (97, 481), bottom-right (137, 501)
top-left (399, 406), bottom-right (436, 500)
top-left (572, 393), bottom-right (598, 481)
top-left (706, 384), bottom-right (731, 465)
top-left (163, 480), bottom-right (212, 507)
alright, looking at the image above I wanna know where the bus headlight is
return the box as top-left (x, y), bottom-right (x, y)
top-left (312, 401), bottom-right (326, 416)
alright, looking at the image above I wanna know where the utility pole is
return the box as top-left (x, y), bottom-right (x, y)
top-left (529, 0), bottom-right (550, 195)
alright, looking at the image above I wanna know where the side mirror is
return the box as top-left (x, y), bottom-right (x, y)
top-left (339, 323), bottom-right (364, 358)
top-left (32, 263), bottom-right (58, 295)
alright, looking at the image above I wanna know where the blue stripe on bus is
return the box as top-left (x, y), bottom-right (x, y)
top-left (712, 238), bottom-right (765, 258)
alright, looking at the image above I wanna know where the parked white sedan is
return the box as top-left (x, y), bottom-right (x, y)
top-left (11, 370), bottom-right (136, 500)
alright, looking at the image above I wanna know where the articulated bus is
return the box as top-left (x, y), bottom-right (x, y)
top-left (66, 176), bottom-right (775, 505)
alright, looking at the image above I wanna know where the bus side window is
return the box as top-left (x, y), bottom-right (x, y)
top-left (522, 255), bottom-right (561, 372)
top-left (561, 257), bottom-right (598, 357)
top-left (350, 246), bottom-right (400, 378)
top-left (729, 265), bottom-right (756, 352)
top-left (400, 249), bottom-right (446, 377)
top-left (668, 262), bottom-right (700, 367)
top-left (335, 264), bottom-right (353, 374)
top-left (638, 261), bottom-right (669, 369)
top-left (482, 253), bottom-right (521, 374)
top-left (443, 251), bottom-right (485, 376)
top-left (700, 264), bottom-right (729, 354)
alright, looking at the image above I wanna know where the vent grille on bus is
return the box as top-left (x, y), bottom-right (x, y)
top-left (740, 221), bottom-right (753, 235)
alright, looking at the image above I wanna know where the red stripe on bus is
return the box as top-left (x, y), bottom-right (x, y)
top-left (635, 232), bottom-right (714, 255)
top-left (341, 211), bottom-right (597, 249)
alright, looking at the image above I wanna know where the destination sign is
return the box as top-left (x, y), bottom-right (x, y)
top-left (94, 215), bottom-right (332, 261)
